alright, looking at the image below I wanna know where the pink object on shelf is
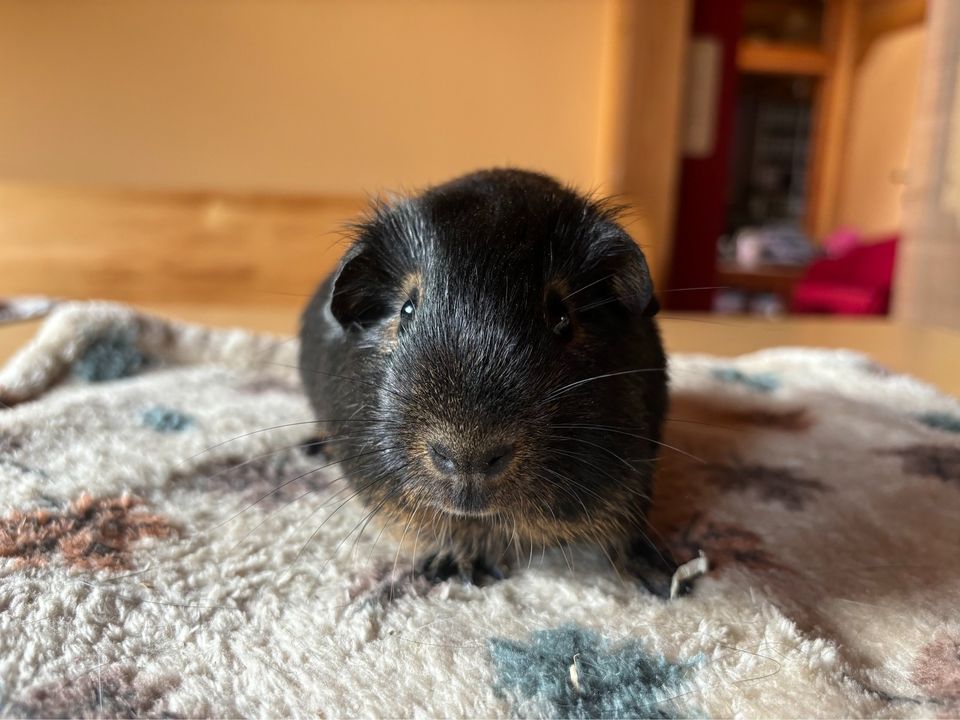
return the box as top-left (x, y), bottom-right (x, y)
top-left (822, 227), bottom-right (861, 258)
top-left (791, 236), bottom-right (898, 315)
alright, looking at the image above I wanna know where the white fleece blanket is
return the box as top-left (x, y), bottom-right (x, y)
top-left (1, 302), bottom-right (958, 719)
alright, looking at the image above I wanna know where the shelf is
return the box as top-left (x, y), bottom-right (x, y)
top-left (736, 40), bottom-right (828, 76)
top-left (716, 262), bottom-right (808, 298)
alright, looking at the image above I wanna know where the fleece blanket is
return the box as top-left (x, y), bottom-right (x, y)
top-left (0, 301), bottom-right (959, 719)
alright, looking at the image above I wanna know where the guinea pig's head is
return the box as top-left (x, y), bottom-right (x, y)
top-left (311, 169), bottom-right (667, 543)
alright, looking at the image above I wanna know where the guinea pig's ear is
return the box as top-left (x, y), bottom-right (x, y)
top-left (611, 239), bottom-right (659, 318)
top-left (329, 247), bottom-right (392, 330)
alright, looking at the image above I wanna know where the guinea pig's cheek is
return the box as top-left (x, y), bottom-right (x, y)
top-left (378, 316), bottom-right (402, 348)
top-left (406, 438), bottom-right (434, 475)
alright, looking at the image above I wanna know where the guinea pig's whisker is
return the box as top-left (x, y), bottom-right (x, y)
top-left (545, 367), bottom-right (667, 401)
top-left (325, 477), bottom-right (410, 573)
top-left (528, 490), bottom-right (575, 572)
top-left (524, 493), bottom-right (556, 551)
top-left (294, 459), bottom-right (404, 563)
top-left (258, 289), bottom-right (315, 299)
top-left (208, 446), bottom-right (400, 534)
top-left (264, 362), bottom-right (409, 401)
top-left (664, 416), bottom-right (746, 432)
top-left (573, 296), bottom-right (619, 314)
top-left (633, 516), bottom-right (676, 566)
top-left (561, 273), bottom-right (614, 301)
top-left (538, 470), bottom-right (594, 520)
top-left (343, 468), bottom-right (410, 554)
top-left (190, 440), bottom-right (311, 485)
top-left (390, 499), bottom-right (425, 595)
top-left (273, 475), bottom-right (360, 562)
top-left (662, 285), bottom-right (729, 293)
top-left (175, 417), bottom-right (394, 468)
top-left (591, 530), bottom-right (625, 584)
top-left (410, 497), bottom-right (431, 574)
top-left (366, 502), bottom-right (403, 564)
top-left (513, 520), bottom-right (526, 569)
top-left (655, 313), bottom-right (770, 329)
top-left (351, 484), bottom-right (407, 564)
top-left (554, 424), bottom-right (706, 464)
top-left (548, 463), bottom-right (666, 573)
top-left (228, 484), bottom-right (330, 551)
top-left (545, 449), bottom-right (651, 504)
top-left (248, 334), bottom-right (299, 362)
top-left (548, 434), bottom-right (639, 472)
top-left (552, 449), bottom-right (619, 500)
top-left (350, 489), bottom-right (408, 564)
top-left (194, 431), bottom-right (373, 491)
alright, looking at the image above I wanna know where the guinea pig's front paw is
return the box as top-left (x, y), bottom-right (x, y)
top-left (621, 539), bottom-right (683, 599)
top-left (415, 550), bottom-right (507, 587)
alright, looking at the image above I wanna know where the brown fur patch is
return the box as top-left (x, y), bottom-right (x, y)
top-left (0, 493), bottom-right (176, 571)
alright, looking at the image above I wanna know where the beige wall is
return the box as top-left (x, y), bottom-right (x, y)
top-left (0, 0), bottom-right (692, 302)
top-left (895, 0), bottom-right (960, 329)
top-left (0, 0), bottom-right (615, 195)
top-left (835, 24), bottom-right (926, 236)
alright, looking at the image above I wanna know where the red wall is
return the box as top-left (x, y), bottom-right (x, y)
top-left (665, 0), bottom-right (744, 311)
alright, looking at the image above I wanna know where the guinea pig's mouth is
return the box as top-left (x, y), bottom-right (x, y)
top-left (439, 483), bottom-right (495, 517)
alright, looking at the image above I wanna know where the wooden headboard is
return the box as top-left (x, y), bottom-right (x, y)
top-left (0, 184), bottom-right (366, 307)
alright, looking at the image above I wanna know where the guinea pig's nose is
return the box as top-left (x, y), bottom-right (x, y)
top-left (480, 443), bottom-right (515, 477)
top-left (428, 441), bottom-right (515, 478)
top-left (428, 442), bottom-right (457, 475)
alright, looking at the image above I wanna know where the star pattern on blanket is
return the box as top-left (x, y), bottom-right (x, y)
top-left (347, 561), bottom-right (437, 608)
top-left (0, 429), bottom-right (47, 479)
top-left (889, 444), bottom-right (960, 484)
top-left (171, 442), bottom-right (336, 510)
top-left (667, 513), bottom-right (791, 574)
top-left (488, 624), bottom-right (697, 719)
top-left (712, 367), bottom-right (780, 393)
top-left (0, 493), bottom-right (176, 570)
top-left (0, 429), bottom-right (23, 454)
top-left (703, 459), bottom-right (829, 510)
top-left (72, 327), bottom-right (150, 383)
top-left (7, 665), bottom-right (176, 719)
top-left (912, 633), bottom-right (960, 712)
top-left (141, 405), bottom-right (194, 433)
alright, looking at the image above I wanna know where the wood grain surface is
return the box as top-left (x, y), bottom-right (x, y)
top-left (0, 183), bottom-right (365, 306)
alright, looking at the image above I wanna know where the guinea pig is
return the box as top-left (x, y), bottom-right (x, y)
top-left (299, 168), bottom-right (680, 595)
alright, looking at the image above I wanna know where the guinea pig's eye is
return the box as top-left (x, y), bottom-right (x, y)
top-left (545, 290), bottom-right (574, 343)
top-left (398, 297), bottom-right (416, 337)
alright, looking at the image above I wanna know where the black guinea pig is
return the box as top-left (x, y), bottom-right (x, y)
top-left (299, 168), bottom-right (679, 595)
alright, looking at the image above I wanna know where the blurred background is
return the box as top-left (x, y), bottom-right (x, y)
top-left (1, 0), bottom-right (958, 329)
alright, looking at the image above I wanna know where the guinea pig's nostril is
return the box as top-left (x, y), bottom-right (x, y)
top-left (482, 443), bottom-right (515, 477)
top-left (429, 442), bottom-right (456, 475)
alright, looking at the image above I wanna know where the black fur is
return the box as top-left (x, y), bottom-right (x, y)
top-left (299, 168), bottom-right (673, 593)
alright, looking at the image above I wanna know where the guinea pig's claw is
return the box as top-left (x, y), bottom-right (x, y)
top-left (415, 551), bottom-right (507, 587)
